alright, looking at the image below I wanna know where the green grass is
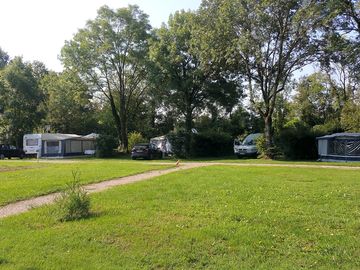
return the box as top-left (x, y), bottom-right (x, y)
top-left (183, 156), bottom-right (360, 166)
top-left (0, 160), bottom-right (172, 206)
top-left (0, 165), bottom-right (359, 269)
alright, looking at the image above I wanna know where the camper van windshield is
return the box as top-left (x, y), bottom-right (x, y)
top-left (242, 134), bottom-right (261, 146)
top-left (26, 139), bottom-right (38, 146)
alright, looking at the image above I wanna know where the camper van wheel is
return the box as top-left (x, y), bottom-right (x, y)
top-left (0, 154), bottom-right (4, 160)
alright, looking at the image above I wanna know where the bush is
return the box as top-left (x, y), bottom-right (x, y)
top-left (256, 135), bottom-right (281, 159)
top-left (128, 131), bottom-right (146, 151)
top-left (190, 131), bottom-right (233, 157)
top-left (276, 119), bottom-right (320, 160)
top-left (55, 171), bottom-right (91, 222)
top-left (96, 134), bottom-right (117, 157)
top-left (167, 131), bottom-right (187, 158)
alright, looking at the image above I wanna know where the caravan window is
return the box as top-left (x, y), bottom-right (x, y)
top-left (26, 139), bottom-right (38, 146)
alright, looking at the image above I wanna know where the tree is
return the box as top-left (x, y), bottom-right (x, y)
top-left (0, 47), bottom-right (9, 69)
top-left (61, 5), bottom-right (151, 151)
top-left (40, 70), bottom-right (96, 134)
top-left (0, 57), bottom-right (44, 145)
top-left (293, 73), bottom-right (339, 128)
top-left (199, 0), bottom-right (325, 151)
top-left (150, 10), bottom-right (240, 155)
top-left (319, 0), bottom-right (360, 103)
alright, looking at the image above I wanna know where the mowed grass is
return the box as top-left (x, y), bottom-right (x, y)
top-left (0, 166), bottom-right (359, 269)
top-left (0, 160), bottom-right (172, 206)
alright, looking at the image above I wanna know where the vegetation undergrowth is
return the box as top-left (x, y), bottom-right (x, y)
top-left (55, 171), bottom-right (91, 222)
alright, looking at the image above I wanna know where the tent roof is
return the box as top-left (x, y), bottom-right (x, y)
top-left (316, 133), bottom-right (360, 140)
top-left (150, 135), bottom-right (167, 141)
top-left (33, 133), bottom-right (98, 141)
top-left (41, 133), bottom-right (82, 141)
top-left (82, 133), bottom-right (99, 140)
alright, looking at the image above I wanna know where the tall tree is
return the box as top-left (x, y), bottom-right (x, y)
top-left (0, 57), bottom-right (44, 145)
top-left (61, 5), bottom-right (151, 151)
top-left (150, 11), bottom-right (239, 155)
top-left (294, 73), bottom-right (339, 128)
top-left (40, 70), bottom-right (96, 134)
top-left (199, 0), bottom-right (324, 150)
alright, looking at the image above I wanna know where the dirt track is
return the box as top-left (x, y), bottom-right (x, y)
top-left (1, 161), bottom-right (359, 219)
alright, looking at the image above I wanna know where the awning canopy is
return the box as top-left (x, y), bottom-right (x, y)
top-left (316, 133), bottom-right (360, 140)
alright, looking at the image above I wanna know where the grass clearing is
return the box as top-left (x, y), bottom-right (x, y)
top-left (0, 165), bottom-right (359, 269)
top-left (0, 160), bottom-right (172, 206)
top-left (183, 156), bottom-right (360, 167)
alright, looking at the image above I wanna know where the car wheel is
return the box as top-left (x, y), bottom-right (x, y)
top-left (149, 154), bottom-right (153, 160)
top-left (0, 154), bottom-right (4, 160)
top-left (132, 156), bottom-right (136, 160)
top-left (20, 154), bottom-right (25, 159)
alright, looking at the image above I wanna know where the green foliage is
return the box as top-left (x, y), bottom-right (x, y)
top-left (61, 5), bottom-right (151, 151)
top-left (276, 119), bottom-right (319, 160)
top-left (40, 70), bottom-right (96, 134)
top-left (199, 0), bottom-right (324, 149)
top-left (256, 134), bottom-right (281, 159)
top-left (190, 131), bottom-right (233, 157)
top-left (167, 131), bottom-right (187, 158)
top-left (96, 134), bottom-right (117, 158)
top-left (294, 73), bottom-right (340, 127)
top-left (0, 47), bottom-right (9, 69)
top-left (341, 102), bottom-right (360, 132)
top-left (55, 171), bottom-right (90, 222)
top-left (128, 131), bottom-right (146, 150)
top-left (0, 57), bottom-right (44, 145)
top-left (150, 11), bottom-right (240, 155)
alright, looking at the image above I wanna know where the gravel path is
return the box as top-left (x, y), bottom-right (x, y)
top-left (1, 161), bottom-right (359, 219)
top-left (0, 163), bottom-right (209, 219)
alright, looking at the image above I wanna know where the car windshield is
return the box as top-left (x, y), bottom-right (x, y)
top-left (242, 134), bottom-right (261, 145)
top-left (134, 144), bottom-right (149, 150)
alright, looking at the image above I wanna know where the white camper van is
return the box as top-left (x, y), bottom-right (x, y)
top-left (234, 133), bottom-right (262, 158)
top-left (23, 134), bottom-right (42, 156)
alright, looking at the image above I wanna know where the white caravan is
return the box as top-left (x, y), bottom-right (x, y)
top-left (23, 134), bottom-right (42, 156)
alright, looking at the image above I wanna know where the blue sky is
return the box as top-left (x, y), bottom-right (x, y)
top-left (0, 0), bottom-right (201, 71)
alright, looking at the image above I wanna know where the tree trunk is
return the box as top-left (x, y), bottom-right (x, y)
top-left (264, 114), bottom-right (273, 149)
top-left (119, 106), bottom-right (128, 152)
top-left (108, 97), bottom-right (122, 146)
top-left (184, 109), bottom-right (193, 157)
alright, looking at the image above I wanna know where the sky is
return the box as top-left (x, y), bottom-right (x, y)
top-left (0, 0), bottom-right (202, 72)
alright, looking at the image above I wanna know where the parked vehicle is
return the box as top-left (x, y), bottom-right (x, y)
top-left (23, 134), bottom-right (42, 156)
top-left (234, 133), bottom-right (263, 158)
top-left (150, 135), bottom-right (172, 157)
top-left (0, 144), bottom-right (25, 159)
top-left (23, 133), bottom-right (97, 158)
top-left (131, 143), bottom-right (163, 160)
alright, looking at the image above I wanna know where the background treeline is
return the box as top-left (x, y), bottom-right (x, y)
top-left (0, 0), bottom-right (359, 159)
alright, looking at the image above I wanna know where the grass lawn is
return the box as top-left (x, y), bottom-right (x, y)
top-left (183, 156), bottom-right (360, 167)
top-left (0, 165), bottom-right (359, 269)
top-left (0, 160), bottom-right (172, 206)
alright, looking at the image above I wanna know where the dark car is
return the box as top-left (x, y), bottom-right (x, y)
top-left (131, 143), bottom-right (163, 160)
top-left (0, 144), bottom-right (25, 159)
